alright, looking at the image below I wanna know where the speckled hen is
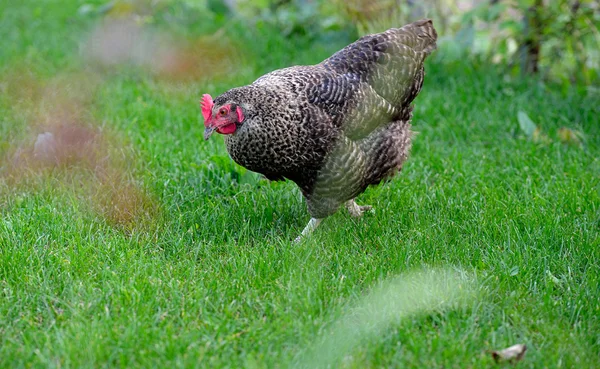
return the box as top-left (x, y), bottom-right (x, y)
top-left (201, 19), bottom-right (437, 239)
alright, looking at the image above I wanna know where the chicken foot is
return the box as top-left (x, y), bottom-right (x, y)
top-left (345, 199), bottom-right (373, 217)
top-left (295, 200), bottom-right (371, 241)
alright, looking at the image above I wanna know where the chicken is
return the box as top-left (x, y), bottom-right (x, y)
top-left (201, 19), bottom-right (437, 239)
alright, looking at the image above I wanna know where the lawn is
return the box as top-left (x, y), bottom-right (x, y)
top-left (1, 1), bottom-right (599, 368)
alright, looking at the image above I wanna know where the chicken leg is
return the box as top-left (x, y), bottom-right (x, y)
top-left (294, 218), bottom-right (322, 242)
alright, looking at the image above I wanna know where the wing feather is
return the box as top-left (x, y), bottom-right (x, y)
top-left (311, 19), bottom-right (437, 138)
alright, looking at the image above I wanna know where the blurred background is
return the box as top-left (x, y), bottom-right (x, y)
top-left (3, 0), bottom-right (599, 86)
top-left (213, 0), bottom-right (600, 87)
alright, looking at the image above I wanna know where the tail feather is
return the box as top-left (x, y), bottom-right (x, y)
top-left (406, 19), bottom-right (438, 55)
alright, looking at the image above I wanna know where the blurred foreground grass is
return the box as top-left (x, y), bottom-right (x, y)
top-left (0, 1), bottom-right (599, 368)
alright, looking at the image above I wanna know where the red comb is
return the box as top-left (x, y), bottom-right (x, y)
top-left (201, 94), bottom-right (214, 125)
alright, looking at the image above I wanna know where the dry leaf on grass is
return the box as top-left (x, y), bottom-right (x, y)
top-left (491, 343), bottom-right (527, 363)
top-left (557, 127), bottom-right (584, 146)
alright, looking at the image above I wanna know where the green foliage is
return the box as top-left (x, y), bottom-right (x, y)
top-left (330, 0), bottom-right (413, 35)
top-left (209, 0), bottom-right (357, 45)
top-left (459, 0), bottom-right (600, 87)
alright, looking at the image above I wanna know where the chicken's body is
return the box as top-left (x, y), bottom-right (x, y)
top-left (202, 19), bottom-right (437, 238)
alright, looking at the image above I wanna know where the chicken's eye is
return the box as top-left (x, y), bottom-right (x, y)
top-left (219, 108), bottom-right (228, 116)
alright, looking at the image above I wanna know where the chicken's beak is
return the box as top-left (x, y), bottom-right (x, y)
top-left (204, 125), bottom-right (216, 140)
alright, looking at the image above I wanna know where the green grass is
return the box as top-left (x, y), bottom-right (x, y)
top-left (1, 1), bottom-right (599, 368)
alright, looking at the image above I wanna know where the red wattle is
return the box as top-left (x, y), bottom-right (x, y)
top-left (217, 123), bottom-right (237, 135)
